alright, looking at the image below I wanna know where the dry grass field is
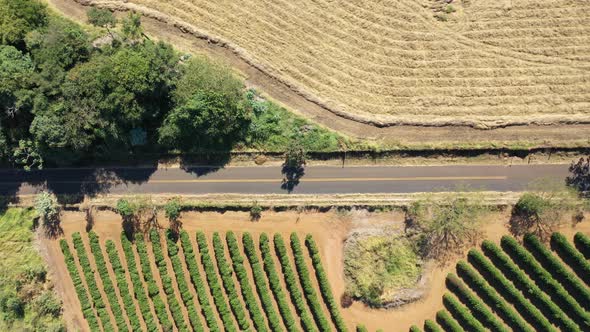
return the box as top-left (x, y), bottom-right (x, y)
top-left (69, 0), bottom-right (590, 128)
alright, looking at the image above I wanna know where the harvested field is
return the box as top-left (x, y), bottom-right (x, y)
top-left (58, 0), bottom-right (590, 128)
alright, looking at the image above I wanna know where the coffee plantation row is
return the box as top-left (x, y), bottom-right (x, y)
top-left (411, 232), bottom-right (590, 332)
top-left (60, 230), bottom-right (350, 332)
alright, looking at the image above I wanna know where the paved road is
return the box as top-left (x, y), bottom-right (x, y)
top-left (0, 164), bottom-right (570, 195)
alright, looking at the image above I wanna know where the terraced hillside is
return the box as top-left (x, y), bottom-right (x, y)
top-left (411, 232), bottom-right (590, 332)
top-left (59, 230), bottom-right (350, 331)
top-left (69, 0), bottom-right (589, 128)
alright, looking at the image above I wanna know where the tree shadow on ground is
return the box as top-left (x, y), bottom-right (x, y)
top-left (179, 152), bottom-right (231, 177)
top-left (281, 164), bottom-right (305, 193)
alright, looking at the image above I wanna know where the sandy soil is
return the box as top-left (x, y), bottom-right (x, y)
top-left (39, 209), bottom-right (590, 331)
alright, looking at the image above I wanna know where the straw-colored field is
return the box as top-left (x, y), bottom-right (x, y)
top-left (80, 0), bottom-right (590, 128)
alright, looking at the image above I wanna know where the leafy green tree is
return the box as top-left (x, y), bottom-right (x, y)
top-left (13, 140), bottom-right (42, 170)
top-left (122, 12), bottom-right (143, 41)
top-left (34, 191), bottom-right (59, 223)
top-left (164, 197), bottom-right (182, 233)
top-left (87, 8), bottom-right (116, 29)
top-left (0, 0), bottom-right (47, 46)
top-left (0, 45), bottom-right (34, 117)
top-left (510, 193), bottom-right (560, 242)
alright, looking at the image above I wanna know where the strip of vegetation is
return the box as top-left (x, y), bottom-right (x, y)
top-left (551, 233), bottom-right (590, 286)
top-left (290, 233), bottom-right (331, 332)
top-left (523, 234), bottom-right (590, 311)
top-left (409, 325), bottom-right (422, 332)
top-left (225, 232), bottom-right (272, 331)
top-left (442, 293), bottom-right (485, 332)
top-left (135, 233), bottom-right (174, 331)
top-left (59, 239), bottom-right (100, 331)
top-left (178, 231), bottom-right (220, 331)
top-left (211, 232), bottom-right (250, 330)
top-left (104, 239), bottom-right (144, 331)
top-left (435, 310), bottom-right (463, 332)
top-left (305, 235), bottom-right (348, 332)
top-left (259, 233), bottom-right (300, 332)
top-left (356, 325), bottom-right (368, 332)
top-left (195, 231), bottom-right (238, 332)
top-left (273, 234), bottom-right (318, 332)
top-left (445, 273), bottom-right (506, 332)
top-left (466, 250), bottom-right (554, 332)
top-left (242, 232), bottom-right (285, 332)
top-left (574, 232), bottom-right (590, 259)
top-left (501, 236), bottom-right (590, 329)
top-left (149, 230), bottom-right (189, 331)
top-left (423, 320), bottom-right (442, 332)
top-left (119, 233), bottom-right (159, 331)
top-left (164, 230), bottom-right (205, 332)
top-left (88, 232), bottom-right (129, 331)
top-left (481, 240), bottom-right (578, 331)
top-left (71, 232), bottom-right (113, 331)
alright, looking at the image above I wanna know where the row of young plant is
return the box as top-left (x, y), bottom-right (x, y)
top-left (135, 233), bottom-right (174, 331)
top-left (178, 231), bottom-right (220, 331)
top-left (435, 310), bottom-right (462, 332)
top-left (242, 232), bottom-right (287, 332)
top-left (273, 234), bottom-right (319, 332)
top-left (163, 230), bottom-right (205, 332)
top-left (305, 234), bottom-right (348, 332)
top-left (195, 231), bottom-right (238, 332)
top-left (87, 232), bottom-right (129, 331)
top-left (551, 233), bottom-right (590, 286)
top-left (225, 231), bottom-right (271, 332)
top-left (259, 233), bottom-right (300, 332)
top-left (501, 236), bottom-right (590, 329)
top-left (290, 233), bottom-right (331, 332)
top-left (119, 233), bottom-right (160, 331)
top-left (574, 232), bottom-right (590, 258)
top-left (72, 232), bottom-right (114, 331)
top-left (442, 292), bottom-right (485, 332)
top-left (211, 232), bottom-right (250, 330)
top-left (59, 240), bottom-right (100, 331)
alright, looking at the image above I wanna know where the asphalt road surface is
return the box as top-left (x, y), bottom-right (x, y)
top-left (0, 164), bottom-right (571, 195)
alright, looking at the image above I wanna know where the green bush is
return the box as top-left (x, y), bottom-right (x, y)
top-left (435, 310), bottom-right (462, 332)
top-left (305, 234), bottom-right (348, 332)
top-left (178, 231), bottom-right (220, 331)
top-left (195, 231), bottom-right (238, 332)
top-left (442, 292), bottom-right (485, 331)
top-left (445, 273), bottom-right (507, 332)
top-left (409, 325), bottom-right (422, 332)
top-left (290, 233), bottom-right (331, 332)
top-left (456, 260), bottom-right (535, 332)
top-left (225, 232), bottom-right (269, 331)
top-left (502, 236), bottom-right (590, 329)
top-left (356, 325), bottom-right (368, 332)
top-left (59, 239), bottom-right (100, 331)
top-left (551, 233), bottom-right (590, 286)
top-left (574, 232), bottom-right (590, 260)
top-left (423, 320), bottom-right (441, 332)
top-left (274, 234), bottom-right (318, 332)
top-left (71, 233), bottom-right (113, 331)
top-left (259, 233), bottom-right (299, 332)
top-left (481, 240), bottom-right (578, 331)
top-left (524, 234), bottom-right (590, 310)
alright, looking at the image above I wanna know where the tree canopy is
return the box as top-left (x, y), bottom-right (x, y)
top-left (0, 0), bottom-right (47, 46)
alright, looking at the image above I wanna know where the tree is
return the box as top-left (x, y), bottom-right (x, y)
top-left (164, 197), bottom-right (182, 234)
top-left (0, 45), bottom-right (34, 118)
top-left (567, 156), bottom-right (590, 194)
top-left (87, 8), bottom-right (116, 29)
top-left (122, 12), bottom-right (143, 41)
top-left (281, 137), bottom-right (306, 192)
top-left (0, 0), bottom-right (47, 46)
top-left (34, 191), bottom-right (61, 237)
top-left (13, 140), bottom-right (42, 170)
top-left (249, 201), bottom-right (262, 221)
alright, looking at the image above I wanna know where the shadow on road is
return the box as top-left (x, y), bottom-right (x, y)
top-left (281, 164), bottom-right (305, 193)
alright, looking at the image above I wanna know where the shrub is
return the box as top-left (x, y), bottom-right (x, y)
top-left (423, 320), bottom-right (441, 332)
top-left (356, 325), bottom-right (368, 332)
top-left (250, 202), bottom-right (263, 221)
top-left (551, 233), bottom-right (590, 286)
top-left (574, 232), bottom-right (590, 259)
top-left (442, 292), bottom-right (485, 332)
top-left (32, 291), bottom-right (62, 318)
top-left (435, 310), bottom-right (462, 332)
top-left (409, 325), bottom-right (422, 332)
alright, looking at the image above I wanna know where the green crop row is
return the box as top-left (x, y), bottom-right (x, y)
top-left (149, 230), bottom-right (189, 331)
top-left (211, 232), bottom-right (250, 330)
top-left (435, 310), bottom-right (462, 332)
top-left (574, 232), bottom-right (590, 259)
top-left (523, 234), bottom-right (590, 311)
top-left (178, 231), bottom-right (220, 332)
top-left (290, 233), bottom-right (331, 332)
top-left (164, 230), bottom-right (205, 332)
top-left (446, 273), bottom-right (506, 332)
top-left (305, 234), bottom-right (348, 332)
top-left (356, 325), bottom-right (368, 332)
top-left (273, 234), bottom-right (319, 332)
top-left (259, 233), bottom-right (300, 332)
top-left (551, 233), bottom-right (590, 286)
top-left (423, 320), bottom-right (441, 332)
top-left (456, 260), bottom-right (533, 332)
top-left (135, 233), bottom-right (174, 331)
top-left (481, 240), bottom-right (578, 332)
top-left (502, 236), bottom-right (590, 329)
top-left (88, 232), bottom-right (129, 331)
top-left (442, 292), bottom-right (485, 332)
top-left (59, 239), bottom-right (101, 331)
top-left (104, 239), bottom-right (145, 331)
top-left (119, 233), bottom-right (159, 331)
top-left (242, 232), bottom-right (285, 332)
top-left (409, 325), bottom-right (422, 332)
top-left (72, 232), bottom-right (114, 331)
top-left (195, 231), bottom-right (238, 332)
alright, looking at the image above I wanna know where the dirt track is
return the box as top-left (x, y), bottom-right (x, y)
top-left (45, 0), bottom-right (590, 147)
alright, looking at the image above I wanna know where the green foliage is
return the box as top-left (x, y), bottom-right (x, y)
top-left (13, 140), bottom-right (42, 170)
top-left (116, 199), bottom-right (135, 218)
top-left (574, 232), bottom-right (590, 259)
top-left (409, 325), bottom-right (422, 332)
top-left (250, 202), bottom-right (263, 221)
top-left (0, 0), bottom-right (47, 46)
top-left (435, 310), bottom-right (462, 332)
top-left (0, 45), bottom-right (34, 127)
top-left (356, 325), bottom-right (368, 332)
top-left (122, 12), bottom-right (143, 41)
top-left (34, 191), bottom-right (59, 222)
top-left (87, 8), bottom-right (116, 28)
top-left (423, 320), bottom-right (441, 332)
top-left (164, 198), bottom-right (181, 223)
top-left (551, 233), bottom-right (590, 286)
top-left (442, 293), bottom-right (485, 332)
top-left (305, 234), bottom-right (348, 332)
